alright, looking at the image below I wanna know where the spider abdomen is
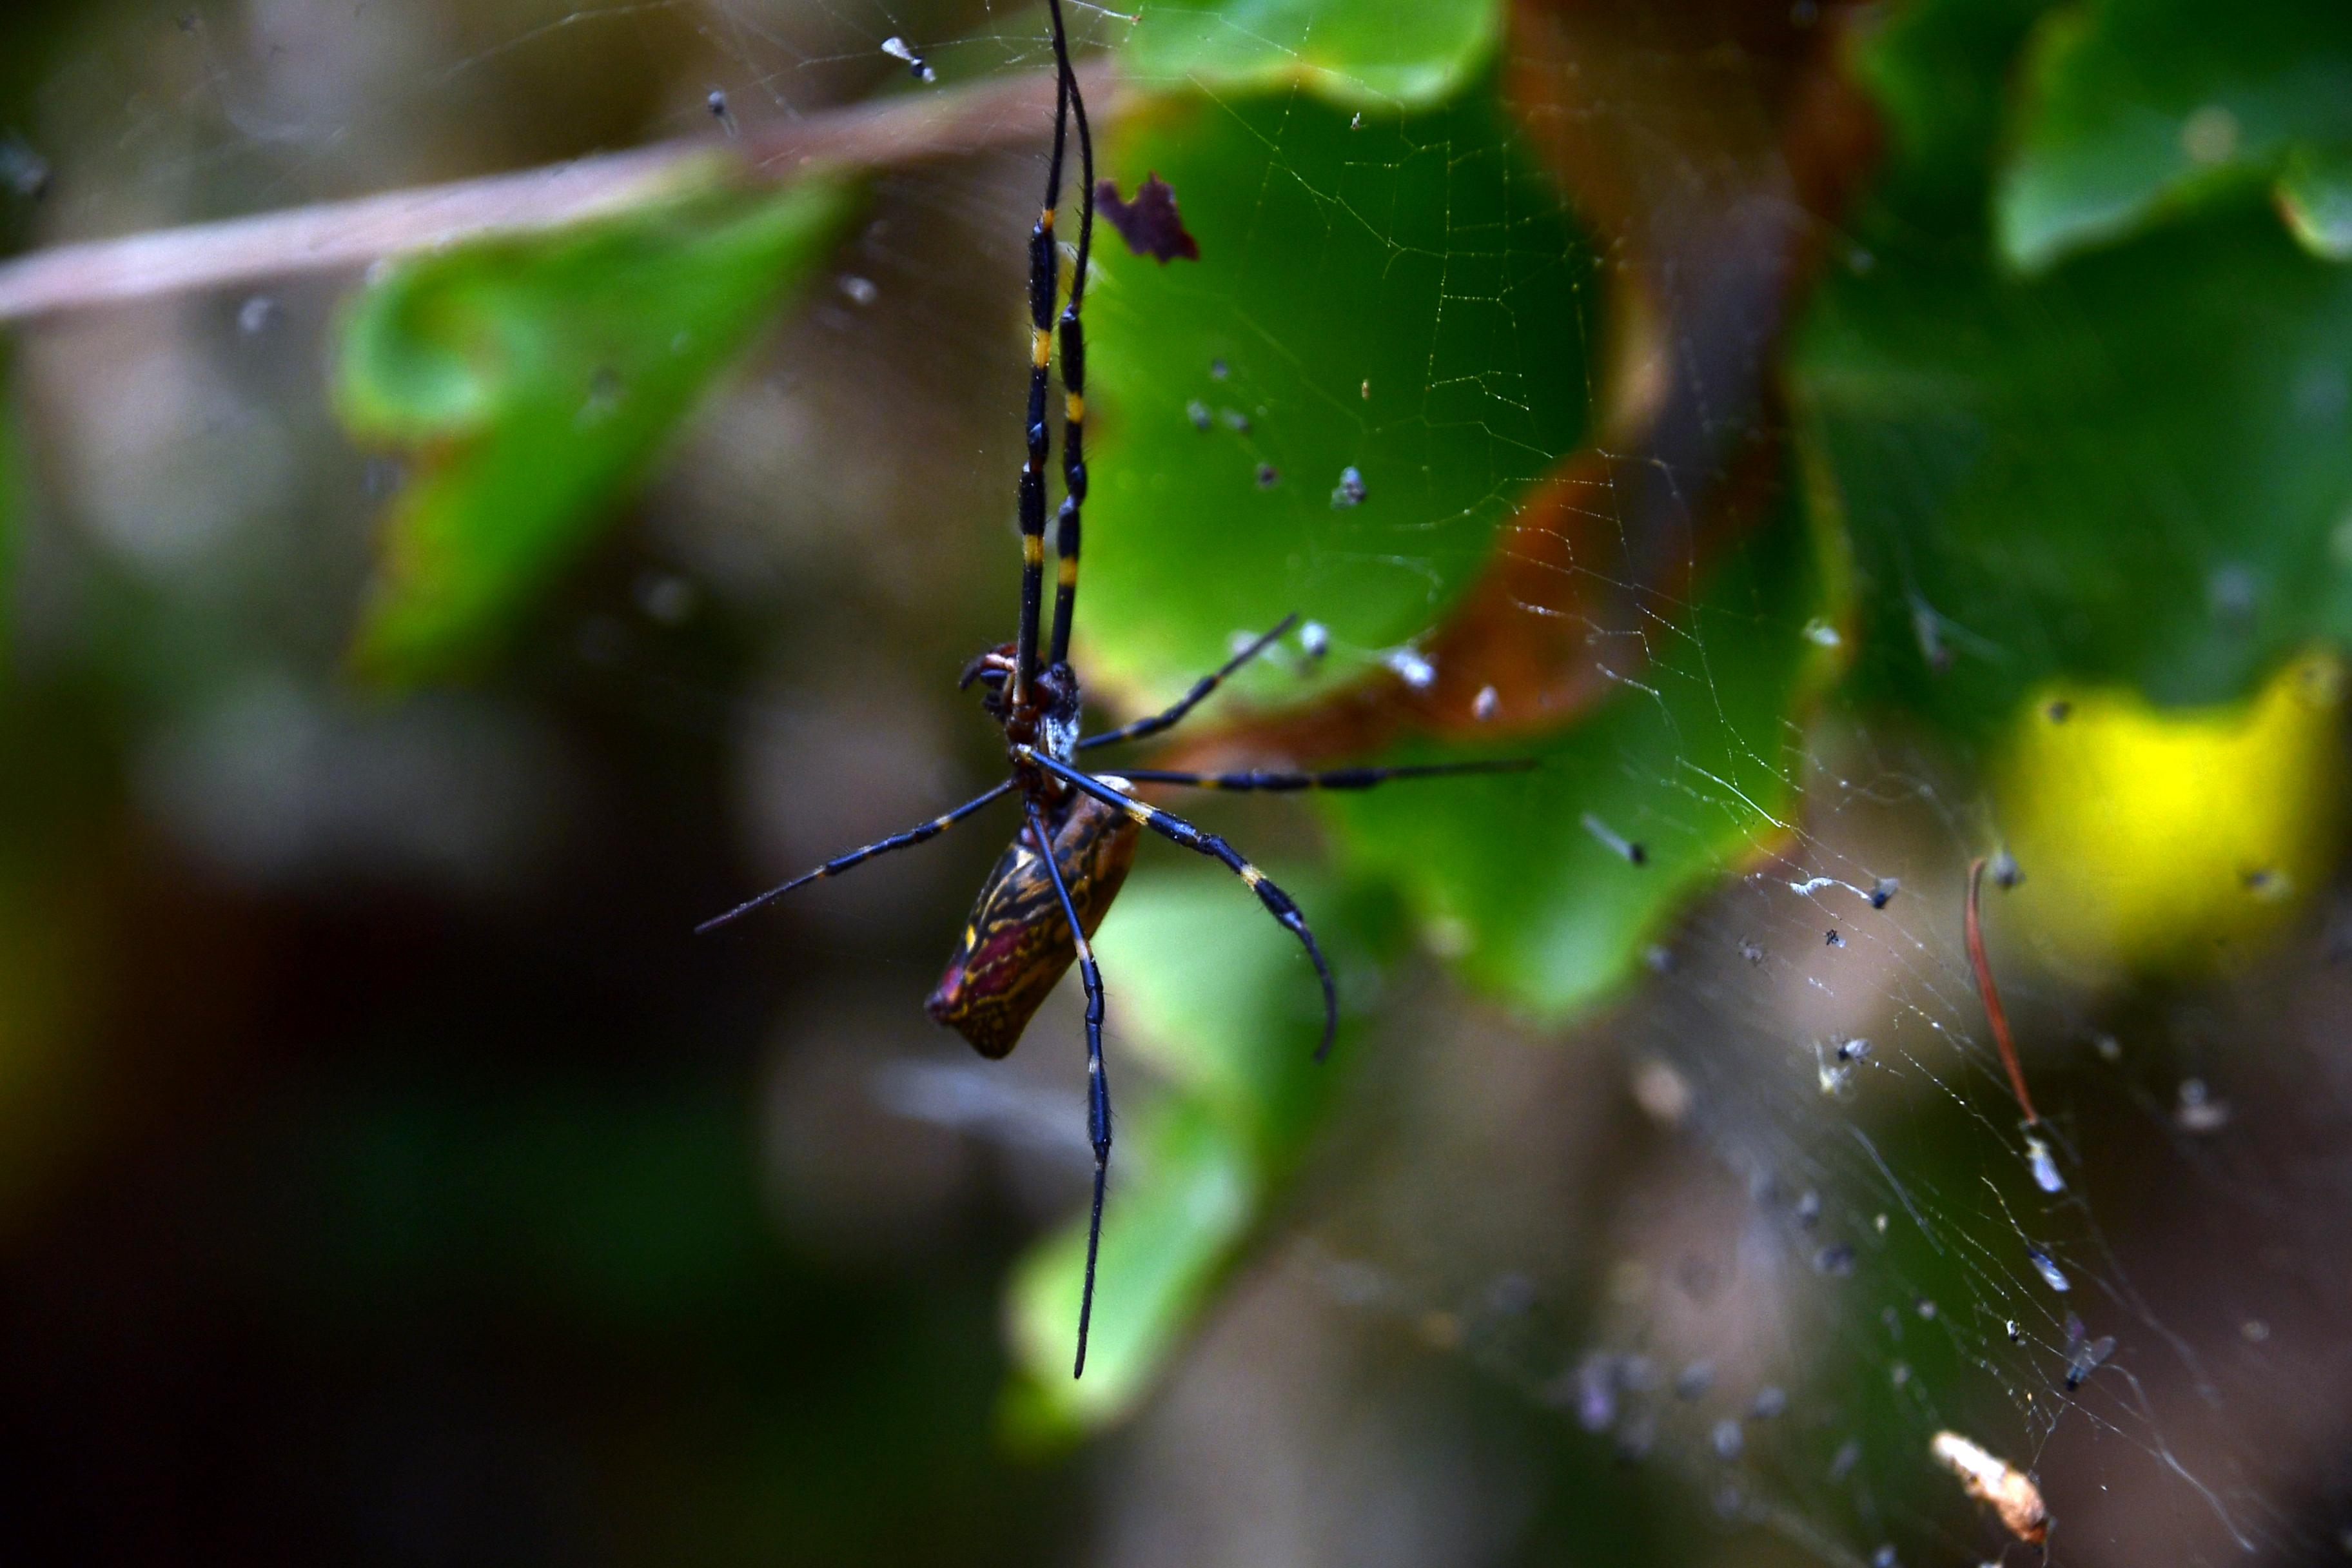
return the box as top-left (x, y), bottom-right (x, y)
top-left (925, 785), bottom-right (1140, 1058)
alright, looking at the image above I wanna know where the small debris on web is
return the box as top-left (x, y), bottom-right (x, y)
top-left (1472, 684), bottom-right (1500, 721)
top-left (1583, 812), bottom-right (1646, 866)
top-left (1869, 877), bottom-right (1899, 908)
top-left (1385, 647), bottom-right (1436, 690)
top-left (2063, 1318), bottom-right (2115, 1389)
top-left (1916, 1297), bottom-right (1938, 1319)
top-left (1297, 620), bottom-right (1329, 662)
top-left (2026, 1246), bottom-right (2071, 1293)
top-left (706, 88), bottom-right (737, 135)
top-left (1629, 1059), bottom-right (1691, 1126)
top-left (1825, 928), bottom-right (1845, 947)
top-left (1990, 848), bottom-right (2023, 888)
top-left (1350, 110), bottom-right (1363, 130)
top-left (2176, 1077), bottom-right (2232, 1133)
top-left (1330, 465), bottom-right (1367, 507)
top-left (1836, 1037), bottom-right (1870, 1063)
top-left (879, 35), bottom-right (936, 82)
top-left (1931, 1431), bottom-right (2050, 1545)
top-left (2006, 1319), bottom-right (2024, 1345)
top-left (1097, 172), bottom-right (1199, 262)
top-left (1739, 938), bottom-right (1766, 965)
top-left (2026, 1135), bottom-right (2064, 1193)
top-left (1816, 1042), bottom-right (1854, 1098)
top-left (1255, 463), bottom-right (1280, 489)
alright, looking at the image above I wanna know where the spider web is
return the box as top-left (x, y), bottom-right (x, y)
top-left (3, 3), bottom-right (2349, 1567)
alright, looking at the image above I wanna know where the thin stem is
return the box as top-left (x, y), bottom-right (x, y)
top-left (0, 59), bottom-right (1115, 324)
top-left (1965, 856), bottom-right (2039, 1127)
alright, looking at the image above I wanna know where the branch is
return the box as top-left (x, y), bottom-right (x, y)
top-left (0, 61), bottom-right (1114, 324)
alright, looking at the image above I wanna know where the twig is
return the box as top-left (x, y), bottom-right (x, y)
top-left (1965, 855), bottom-right (2039, 1126)
top-left (0, 60), bottom-right (1113, 324)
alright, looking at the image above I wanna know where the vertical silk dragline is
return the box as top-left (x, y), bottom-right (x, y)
top-left (701, 1), bottom-right (1530, 1378)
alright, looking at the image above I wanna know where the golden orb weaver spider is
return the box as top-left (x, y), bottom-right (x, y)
top-left (700, 0), bottom-right (1531, 1378)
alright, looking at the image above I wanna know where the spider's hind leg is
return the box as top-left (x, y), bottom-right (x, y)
top-left (1023, 797), bottom-right (1114, 1379)
top-left (1024, 751), bottom-right (1340, 1062)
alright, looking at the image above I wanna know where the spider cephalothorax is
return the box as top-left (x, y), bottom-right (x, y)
top-left (960, 642), bottom-right (1083, 761)
top-left (700, 0), bottom-right (1531, 1378)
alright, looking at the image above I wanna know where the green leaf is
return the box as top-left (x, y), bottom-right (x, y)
top-left (1317, 464), bottom-right (1848, 1020)
top-left (1803, 22), bottom-right (2352, 737)
top-left (2279, 140), bottom-right (2352, 261)
top-left (1996, 0), bottom-right (2352, 270)
top-left (1002, 868), bottom-right (1403, 1429)
top-left (1079, 81), bottom-right (1601, 712)
top-left (335, 178), bottom-right (858, 683)
top-left (1120, 0), bottom-right (1502, 110)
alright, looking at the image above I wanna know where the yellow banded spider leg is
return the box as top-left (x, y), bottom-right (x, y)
top-left (926, 779), bottom-right (1141, 1058)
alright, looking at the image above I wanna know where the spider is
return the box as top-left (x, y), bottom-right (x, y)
top-left (700, 1), bottom-right (1530, 1378)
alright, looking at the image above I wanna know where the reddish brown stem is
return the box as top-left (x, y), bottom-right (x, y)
top-left (1965, 856), bottom-right (2039, 1126)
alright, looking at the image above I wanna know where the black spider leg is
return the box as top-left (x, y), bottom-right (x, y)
top-left (1116, 759), bottom-right (1537, 792)
top-left (1024, 796), bottom-right (1112, 1379)
top-left (1021, 749), bottom-right (1340, 1061)
top-left (1044, 0), bottom-right (1095, 670)
top-left (1076, 613), bottom-right (1299, 751)
top-left (694, 781), bottom-right (1015, 934)
top-left (1011, 18), bottom-right (1073, 709)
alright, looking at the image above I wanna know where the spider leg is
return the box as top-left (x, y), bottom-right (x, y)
top-left (1075, 613), bottom-right (1299, 750)
top-left (1021, 750), bottom-right (1339, 1061)
top-left (1024, 796), bottom-right (1112, 1380)
top-left (1115, 758), bottom-right (1536, 792)
top-left (694, 780), bottom-right (1015, 935)
top-left (1044, 0), bottom-right (1095, 670)
top-left (1011, 24), bottom-right (1074, 707)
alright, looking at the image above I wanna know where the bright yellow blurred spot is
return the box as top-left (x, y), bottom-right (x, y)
top-left (1999, 651), bottom-right (2347, 975)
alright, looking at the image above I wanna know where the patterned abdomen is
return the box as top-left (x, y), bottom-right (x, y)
top-left (925, 787), bottom-right (1141, 1058)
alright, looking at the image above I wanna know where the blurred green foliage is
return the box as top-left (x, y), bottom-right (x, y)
top-left (1081, 79), bottom-right (1599, 710)
top-left (1121, 0), bottom-right (1502, 107)
top-left (1321, 467), bottom-right (1848, 1019)
top-left (335, 179), bottom-right (858, 684)
top-left (1794, 0), bottom-right (2352, 738)
top-left (1997, 0), bottom-right (2352, 269)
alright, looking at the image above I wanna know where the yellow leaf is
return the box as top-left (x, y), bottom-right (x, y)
top-left (1998, 651), bottom-right (2346, 975)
